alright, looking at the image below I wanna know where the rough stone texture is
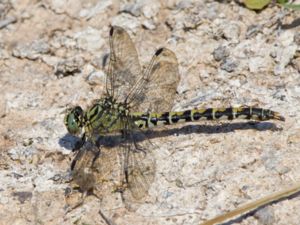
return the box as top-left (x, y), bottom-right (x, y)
top-left (0, 1), bottom-right (299, 225)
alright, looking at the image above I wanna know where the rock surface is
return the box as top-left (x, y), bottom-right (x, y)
top-left (0, 1), bottom-right (299, 225)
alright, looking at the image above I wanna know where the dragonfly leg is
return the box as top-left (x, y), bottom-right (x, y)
top-left (73, 132), bottom-right (86, 152)
top-left (91, 147), bottom-right (101, 168)
top-left (120, 129), bottom-right (127, 139)
top-left (112, 181), bottom-right (128, 194)
top-left (123, 127), bottom-right (147, 154)
top-left (71, 151), bottom-right (83, 170)
top-left (64, 186), bottom-right (85, 212)
top-left (132, 138), bottom-right (146, 154)
top-left (99, 209), bottom-right (115, 225)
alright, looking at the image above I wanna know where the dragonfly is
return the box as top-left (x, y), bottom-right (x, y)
top-left (64, 26), bottom-right (285, 210)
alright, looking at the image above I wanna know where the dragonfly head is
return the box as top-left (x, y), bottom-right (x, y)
top-left (64, 106), bottom-right (84, 135)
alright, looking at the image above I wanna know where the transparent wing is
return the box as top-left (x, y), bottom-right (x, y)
top-left (71, 134), bottom-right (155, 210)
top-left (126, 47), bottom-right (180, 113)
top-left (120, 123), bottom-right (156, 209)
top-left (70, 129), bottom-right (156, 212)
top-left (71, 142), bottom-right (99, 192)
top-left (71, 141), bottom-right (121, 198)
top-left (106, 26), bottom-right (142, 102)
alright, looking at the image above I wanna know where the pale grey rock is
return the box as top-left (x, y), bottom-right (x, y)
top-left (121, 3), bottom-right (143, 17)
top-left (12, 39), bottom-right (50, 60)
top-left (90, 54), bottom-right (108, 69)
top-left (45, 0), bottom-right (82, 18)
top-left (73, 27), bottom-right (105, 52)
top-left (274, 45), bottom-right (297, 76)
top-left (204, 2), bottom-right (220, 19)
top-left (0, 45), bottom-right (9, 59)
top-left (246, 24), bottom-right (262, 39)
top-left (261, 150), bottom-right (279, 171)
top-left (86, 70), bottom-right (106, 86)
top-left (8, 146), bottom-right (37, 162)
top-left (79, 0), bottom-right (112, 19)
top-left (222, 22), bottom-right (241, 43)
top-left (142, 1), bottom-right (161, 19)
top-left (111, 14), bottom-right (141, 32)
top-left (6, 92), bottom-right (42, 110)
top-left (0, 16), bottom-right (16, 29)
top-left (55, 56), bottom-right (85, 77)
top-left (0, 195), bottom-right (9, 204)
top-left (294, 32), bottom-right (300, 45)
top-left (12, 191), bottom-right (33, 204)
top-left (164, 0), bottom-right (177, 9)
top-left (254, 206), bottom-right (275, 225)
top-left (176, 0), bottom-right (193, 10)
top-left (288, 129), bottom-right (300, 144)
top-left (165, 15), bottom-right (180, 31)
top-left (272, 88), bottom-right (287, 101)
top-left (41, 55), bottom-right (61, 67)
top-left (248, 56), bottom-right (273, 73)
top-left (142, 19), bottom-right (156, 30)
top-left (210, 19), bottom-right (225, 40)
top-left (0, 96), bottom-right (6, 117)
top-left (292, 57), bottom-right (300, 72)
top-left (182, 14), bottom-right (202, 31)
top-left (0, 1), bottom-right (12, 20)
top-left (278, 30), bottom-right (295, 47)
top-left (49, 32), bottom-right (76, 49)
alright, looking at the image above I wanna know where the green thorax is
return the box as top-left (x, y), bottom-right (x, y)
top-left (84, 97), bottom-right (129, 136)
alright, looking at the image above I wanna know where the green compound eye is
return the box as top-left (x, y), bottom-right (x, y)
top-left (64, 106), bottom-right (84, 135)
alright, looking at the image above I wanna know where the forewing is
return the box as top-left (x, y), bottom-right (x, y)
top-left (128, 47), bottom-right (180, 113)
top-left (106, 26), bottom-right (142, 102)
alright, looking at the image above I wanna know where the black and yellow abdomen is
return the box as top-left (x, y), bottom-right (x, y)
top-left (132, 106), bottom-right (285, 129)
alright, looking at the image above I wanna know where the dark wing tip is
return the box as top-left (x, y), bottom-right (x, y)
top-left (155, 47), bottom-right (164, 56)
top-left (110, 26), bottom-right (114, 36)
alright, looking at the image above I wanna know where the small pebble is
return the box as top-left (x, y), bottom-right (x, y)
top-left (213, 45), bottom-right (229, 62)
top-left (254, 206), bottom-right (275, 225)
top-left (220, 58), bottom-right (238, 72)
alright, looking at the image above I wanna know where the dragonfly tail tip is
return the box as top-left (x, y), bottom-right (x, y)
top-left (273, 112), bottom-right (285, 121)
